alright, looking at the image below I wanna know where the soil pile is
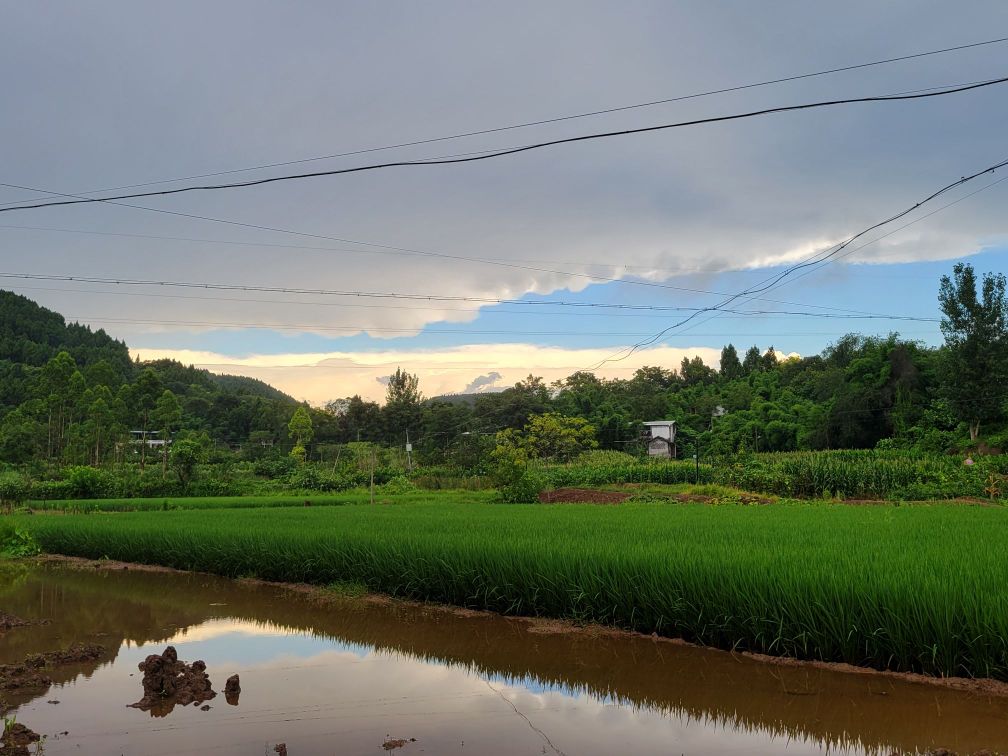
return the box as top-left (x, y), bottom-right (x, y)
top-left (129, 646), bottom-right (216, 714)
top-left (0, 722), bottom-right (40, 756)
top-left (539, 488), bottom-right (630, 504)
top-left (224, 673), bottom-right (241, 705)
top-left (382, 737), bottom-right (417, 750)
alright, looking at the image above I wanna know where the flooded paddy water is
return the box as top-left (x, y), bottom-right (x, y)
top-left (1, 561), bottom-right (1006, 755)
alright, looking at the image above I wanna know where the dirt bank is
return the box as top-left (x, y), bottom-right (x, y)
top-left (0, 613), bottom-right (48, 632)
top-left (0, 643), bottom-right (106, 712)
top-left (0, 722), bottom-right (40, 756)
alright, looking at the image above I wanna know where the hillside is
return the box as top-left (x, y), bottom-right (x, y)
top-left (0, 291), bottom-right (302, 459)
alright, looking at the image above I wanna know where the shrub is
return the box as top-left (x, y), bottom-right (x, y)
top-left (499, 470), bottom-right (545, 503)
top-left (63, 466), bottom-right (115, 499)
top-left (0, 520), bottom-right (39, 557)
top-left (29, 479), bottom-right (72, 501)
top-left (254, 456), bottom-right (298, 479)
top-left (0, 472), bottom-right (29, 511)
top-left (381, 475), bottom-right (417, 494)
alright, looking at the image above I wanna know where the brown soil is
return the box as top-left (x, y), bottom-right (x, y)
top-left (539, 488), bottom-right (630, 504)
top-left (0, 613), bottom-right (34, 632)
top-left (224, 673), bottom-right (241, 705)
top-left (0, 643), bottom-right (106, 700)
top-left (34, 554), bottom-right (1008, 699)
top-left (0, 723), bottom-right (40, 756)
top-left (741, 650), bottom-right (1008, 697)
top-left (128, 646), bottom-right (217, 715)
top-left (382, 737), bottom-right (417, 750)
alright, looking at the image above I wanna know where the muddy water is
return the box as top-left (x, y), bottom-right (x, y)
top-left (1, 563), bottom-right (1006, 756)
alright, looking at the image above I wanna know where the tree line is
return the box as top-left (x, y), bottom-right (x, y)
top-left (0, 262), bottom-right (1004, 469)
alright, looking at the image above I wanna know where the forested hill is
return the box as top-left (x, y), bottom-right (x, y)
top-left (210, 373), bottom-right (297, 403)
top-left (0, 290), bottom-right (301, 461)
top-left (0, 289), bottom-right (132, 375)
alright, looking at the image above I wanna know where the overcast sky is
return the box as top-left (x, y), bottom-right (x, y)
top-left (2, 2), bottom-right (1006, 403)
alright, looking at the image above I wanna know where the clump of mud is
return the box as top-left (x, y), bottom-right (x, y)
top-left (0, 612), bottom-right (48, 632)
top-left (383, 736), bottom-right (417, 751)
top-left (224, 673), bottom-right (240, 705)
top-left (0, 722), bottom-right (40, 756)
top-left (0, 643), bottom-right (105, 705)
top-left (129, 646), bottom-right (217, 715)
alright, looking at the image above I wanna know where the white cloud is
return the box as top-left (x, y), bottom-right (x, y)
top-left (133, 343), bottom-right (726, 404)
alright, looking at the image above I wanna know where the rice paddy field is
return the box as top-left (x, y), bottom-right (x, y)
top-left (11, 498), bottom-right (1008, 681)
top-left (25, 489), bottom-right (494, 512)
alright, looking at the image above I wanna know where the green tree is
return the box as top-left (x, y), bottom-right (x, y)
top-left (742, 345), bottom-right (762, 374)
top-left (132, 368), bottom-right (163, 471)
top-left (522, 412), bottom-right (598, 461)
top-left (719, 344), bottom-right (743, 381)
top-left (170, 438), bottom-right (205, 488)
top-left (288, 405), bottom-right (314, 461)
top-left (383, 368), bottom-right (422, 445)
top-left (938, 263), bottom-right (1008, 440)
top-left (680, 356), bottom-right (717, 387)
top-left (153, 390), bottom-right (182, 478)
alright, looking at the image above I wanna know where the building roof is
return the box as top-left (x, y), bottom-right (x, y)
top-left (642, 420), bottom-right (677, 426)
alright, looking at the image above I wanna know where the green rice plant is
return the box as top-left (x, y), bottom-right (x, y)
top-left (27, 490), bottom-right (497, 512)
top-left (14, 500), bottom-right (1008, 680)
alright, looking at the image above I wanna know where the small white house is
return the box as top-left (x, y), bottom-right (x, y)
top-left (643, 420), bottom-right (677, 459)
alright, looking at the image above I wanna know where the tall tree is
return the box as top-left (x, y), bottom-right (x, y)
top-left (287, 405), bottom-right (314, 457)
top-left (742, 346), bottom-right (762, 374)
top-left (153, 390), bottom-right (182, 478)
top-left (938, 263), bottom-right (1007, 440)
top-left (132, 368), bottom-right (163, 471)
top-left (719, 344), bottom-right (743, 381)
top-left (383, 367), bottom-right (423, 444)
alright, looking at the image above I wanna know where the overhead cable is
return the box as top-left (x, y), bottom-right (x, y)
top-left (3, 77), bottom-right (1006, 213)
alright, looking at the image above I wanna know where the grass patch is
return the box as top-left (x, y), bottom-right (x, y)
top-left (27, 489), bottom-right (497, 512)
top-left (12, 500), bottom-right (1008, 680)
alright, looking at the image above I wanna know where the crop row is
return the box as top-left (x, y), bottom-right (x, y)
top-left (15, 501), bottom-right (1008, 680)
top-left (534, 450), bottom-right (1004, 499)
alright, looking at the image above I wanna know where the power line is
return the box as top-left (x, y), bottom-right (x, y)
top-left (0, 272), bottom-right (923, 319)
top-left (0, 179), bottom-right (875, 305)
top-left (664, 173), bottom-right (1008, 343)
top-left (4, 77), bottom-right (1007, 213)
top-left (588, 154), bottom-right (1008, 368)
top-left (3, 35), bottom-right (1005, 205)
top-left (63, 312), bottom-right (939, 336)
top-left (11, 285), bottom-right (942, 328)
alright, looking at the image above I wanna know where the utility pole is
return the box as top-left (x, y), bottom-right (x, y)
top-left (694, 436), bottom-right (700, 484)
top-left (405, 429), bottom-right (413, 472)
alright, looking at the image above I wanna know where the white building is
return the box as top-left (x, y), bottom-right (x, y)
top-left (643, 420), bottom-right (677, 459)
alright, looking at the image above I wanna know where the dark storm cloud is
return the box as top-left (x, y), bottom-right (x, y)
top-left (2, 0), bottom-right (1006, 348)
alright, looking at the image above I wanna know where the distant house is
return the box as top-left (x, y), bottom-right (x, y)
top-left (129, 430), bottom-right (169, 448)
top-left (643, 420), bottom-right (677, 459)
